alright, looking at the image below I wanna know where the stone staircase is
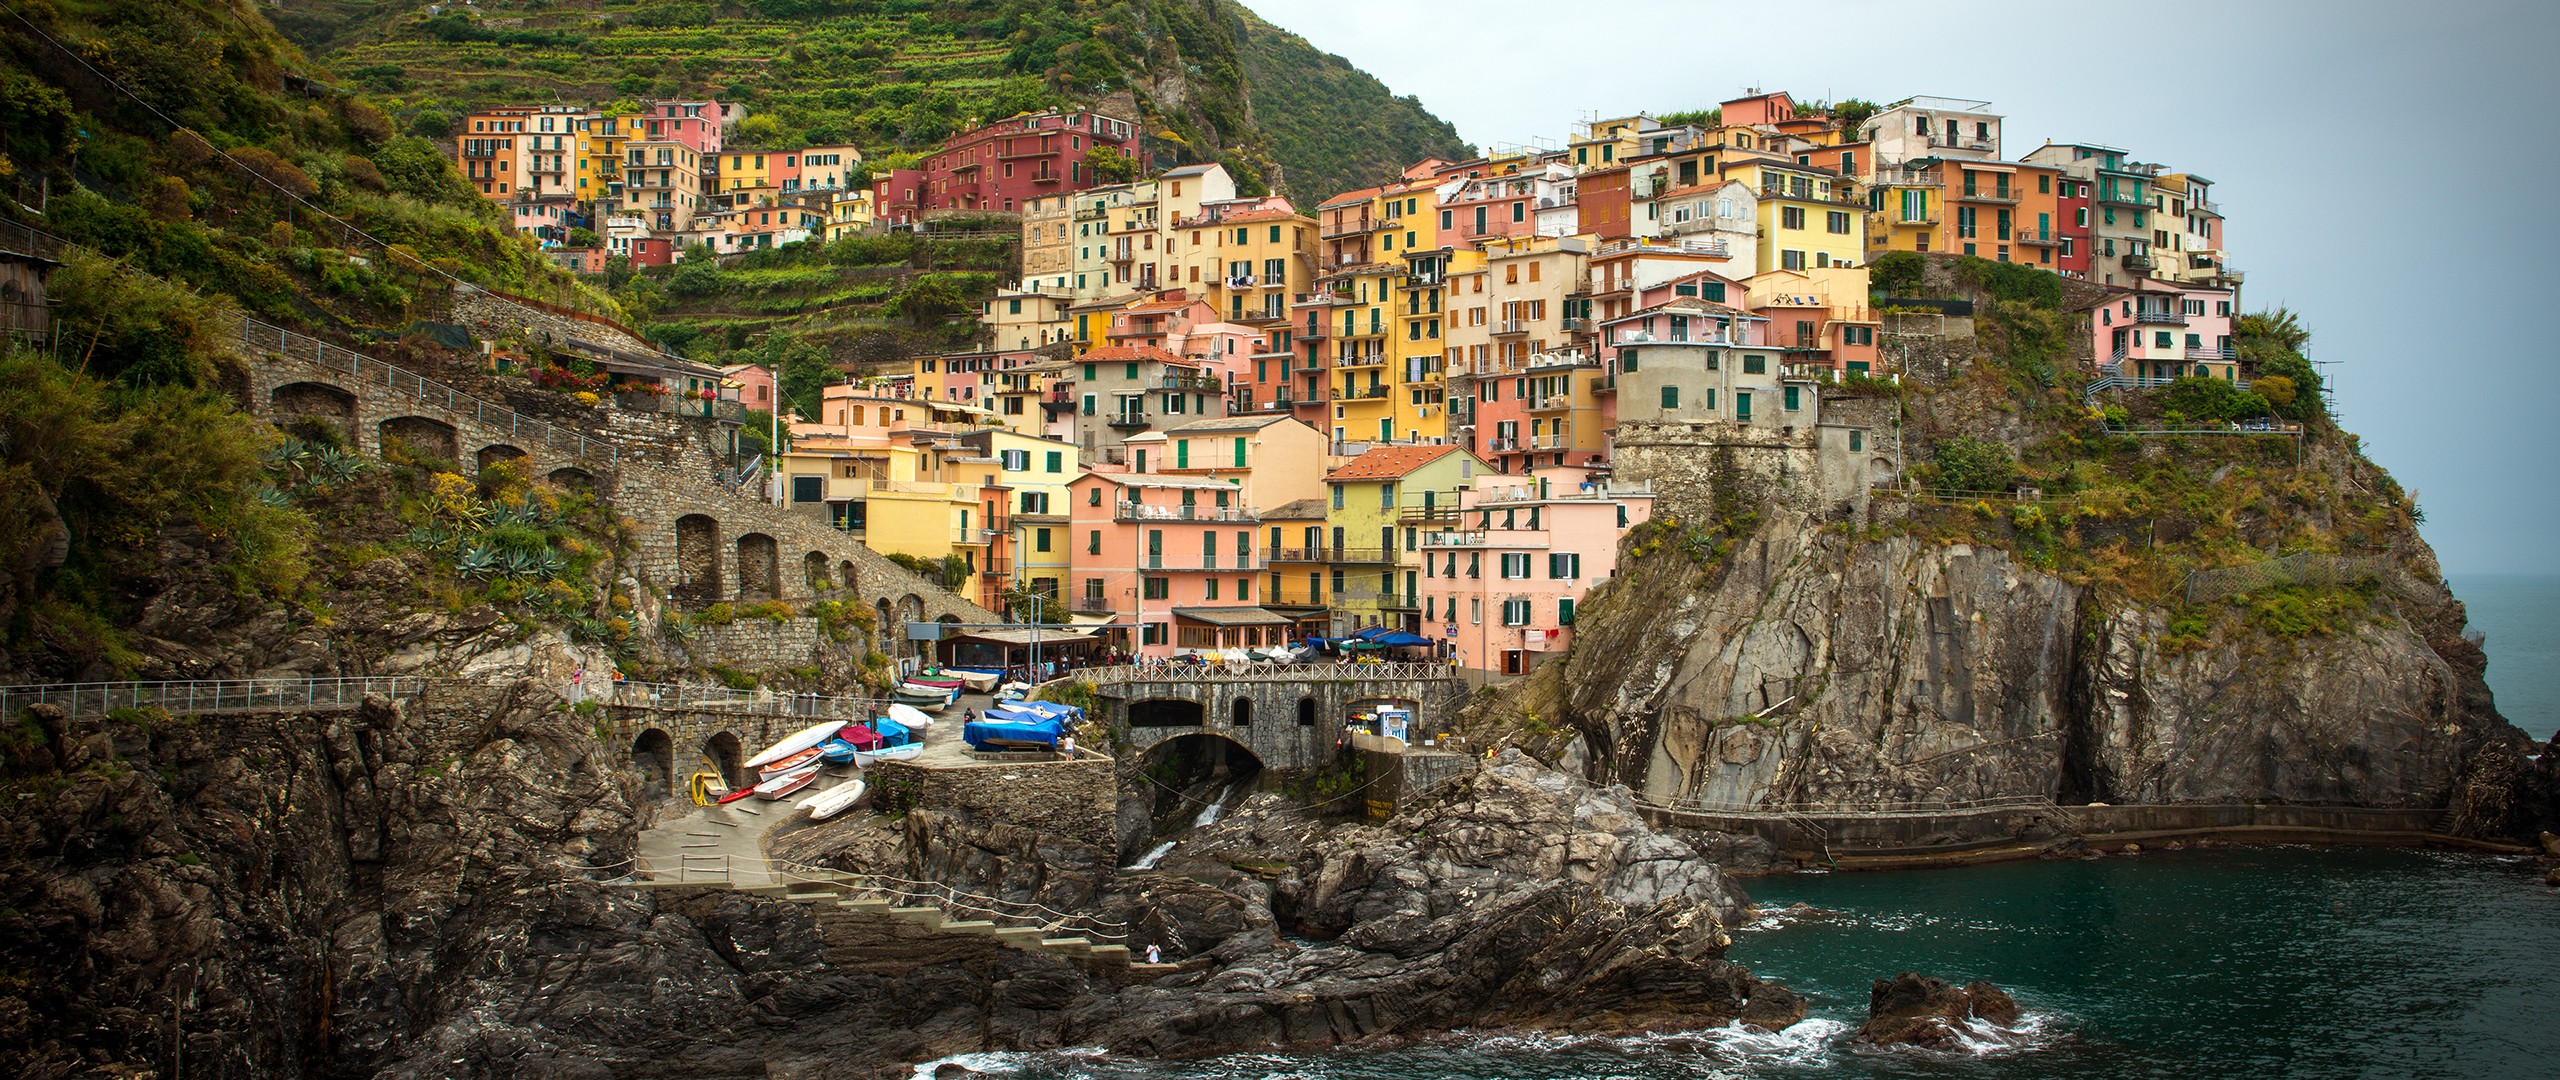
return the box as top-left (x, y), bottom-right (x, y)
top-left (773, 882), bottom-right (1181, 981)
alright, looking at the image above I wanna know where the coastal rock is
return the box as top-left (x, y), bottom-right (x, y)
top-left (1857, 973), bottom-right (2021, 1047)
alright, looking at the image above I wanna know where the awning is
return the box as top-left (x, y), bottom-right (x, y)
top-left (1169, 606), bottom-right (1294, 626)
top-left (1069, 613), bottom-right (1121, 627)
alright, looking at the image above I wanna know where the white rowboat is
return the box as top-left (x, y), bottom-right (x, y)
top-left (802, 778), bottom-right (868, 820)
top-left (743, 719), bottom-right (849, 770)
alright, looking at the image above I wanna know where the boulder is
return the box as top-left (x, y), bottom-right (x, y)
top-left (1856, 972), bottom-right (2021, 1047)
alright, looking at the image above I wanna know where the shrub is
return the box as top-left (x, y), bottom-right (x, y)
top-left (695, 602), bottom-right (736, 625)
top-left (1931, 436), bottom-right (2016, 496)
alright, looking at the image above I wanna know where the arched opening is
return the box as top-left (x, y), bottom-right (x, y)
top-left (1132, 731), bottom-right (1264, 849)
top-left (1129, 698), bottom-right (1206, 728)
top-left (269, 381), bottom-right (357, 444)
top-left (674, 514), bottom-right (723, 605)
top-left (735, 533), bottom-right (780, 600)
top-left (1231, 696), bottom-right (1253, 727)
top-left (875, 599), bottom-right (894, 650)
top-left (895, 594), bottom-right (925, 657)
top-left (839, 561), bottom-right (859, 599)
top-left (701, 731), bottom-right (745, 790)
top-left (475, 444), bottom-right (528, 474)
top-left (547, 466), bottom-right (595, 490)
top-left (804, 551), bottom-right (831, 592)
top-left (1297, 696), bottom-right (1317, 727)
top-left (630, 728), bottom-right (674, 799)
top-left (378, 416), bottom-right (458, 464)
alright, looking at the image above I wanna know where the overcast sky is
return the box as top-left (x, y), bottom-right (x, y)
top-left (1252, 0), bottom-right (2560, 576)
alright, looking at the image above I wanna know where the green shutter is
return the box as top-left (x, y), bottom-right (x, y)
top-left (1176, 440), bottom-right (1188, 468)
top-left (1234, 437), bottom-right (1247, 467)
top-left (1559, 598), bottom-right (1576, 626)
top-left (1660, 385), bottom-right (1678, 409)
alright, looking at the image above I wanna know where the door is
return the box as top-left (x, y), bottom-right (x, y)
top-left (1735, 391), bottom-right (1752, 421)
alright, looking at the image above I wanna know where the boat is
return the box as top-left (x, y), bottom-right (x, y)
top-left (754, 765), bottom-right (819, 800)
top-left (963, 714), bottom-right (1063, 751)
top-left (887, 703), bottom-right (937, 731)
top-left (853, 717), bottom-right (923, 765)
top-left (802, 778), bottom-right (868, 820)
top-left (816, 738), bottom-right (861, 765)
top-left (743, 719), bottom-right (850, 770)
top-left (943, 668), bottom-right (1004, 692)
top-left (892, 684), bottom-right (956, 709)
top-left (904, 674), bottom-right (966, 690)
top-left (714, 785), bottom-right (758, 805)
top-left (757, 746), bottom-right (825, 777)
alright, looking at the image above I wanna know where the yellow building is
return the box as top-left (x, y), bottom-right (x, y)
top-left (825, 189), bottom-right (874, 241)
top-left (577, 113), bottom-right (641, 209)
top-left (1718, 159), bottom-right (1866, 274)
top-left (1322, 444), bottom-right (1488, 634)
top-left (955, 426), bottom-right (1080, 611)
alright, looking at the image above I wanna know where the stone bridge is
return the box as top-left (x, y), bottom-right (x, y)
top-left (233, 314), bottom-right (994, 662)
top-left (1075, 662), bottom-right (1469, 771)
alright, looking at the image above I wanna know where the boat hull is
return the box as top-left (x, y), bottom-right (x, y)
top-left (754, 766), bottom-right (819, 800)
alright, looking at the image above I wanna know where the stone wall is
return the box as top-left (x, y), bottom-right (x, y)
top-left (1613, 392), bottom-right (1906, 523)
top-left (681, 616), bottom-right (877, 676)
top-left (449, 286), bottom-right (654, 356)
top-left (1101, 674), bottom-right (1469, 772)
top-left (869, 755), bottom-right (1118, 848)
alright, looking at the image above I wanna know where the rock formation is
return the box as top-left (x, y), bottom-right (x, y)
top-left (1856, 972), bottom-right (2022, 1047)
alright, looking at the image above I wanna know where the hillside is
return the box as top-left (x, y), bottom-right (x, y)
top-left (282, 0), bottom-right (1471, 202)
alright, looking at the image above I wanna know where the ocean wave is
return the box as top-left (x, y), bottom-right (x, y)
top-left (907, 1046), bottom-right (1109, 1079)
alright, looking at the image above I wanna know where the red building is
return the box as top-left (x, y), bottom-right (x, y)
top-left (2055, 175), bottom-right (2092, 278)
top-left (875, 110), bottom-right (1138, 222)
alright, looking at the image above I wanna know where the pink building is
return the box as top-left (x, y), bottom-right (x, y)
top-left (644, 100), bottom-right (725, 155)
top-left (1067, 471), bottom-right (1274, 656)
top-left (2089, 279), bottom-right (2238, 384)
top-left (722, 363), bottom-right (777, 412)
top-left (1416, 466), bottom-right (1654, 677)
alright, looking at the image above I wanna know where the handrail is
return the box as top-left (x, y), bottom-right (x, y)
top-left (0, 677), bottom-right (431, 718)
top-left (1070, 660), bottom-right (1461, 685)
top-left (1626, 791), bottom-right (2063, 819)
top-left (593, 680), bottom-right (891, 719)
top-left (238, 316), bottom-right (621, 468)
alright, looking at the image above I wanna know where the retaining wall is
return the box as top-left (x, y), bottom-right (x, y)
top-left (869, 754), bottom-right (1118, 848)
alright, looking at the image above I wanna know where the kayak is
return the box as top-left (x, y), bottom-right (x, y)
top-left (816, 738), bottom-right (861, 765)
top-left (754, 766), bottom-right (819, 800)
top-left (758, 746), bottom-right (825, 777)
top-left (803, 778), bottom-right (868, 820)
top-left (743, 719), bottom-right (850, 770)
top-left (714, 784), bottom-right (757, 805)
top-left (904, 675), bottom-right (965, 690)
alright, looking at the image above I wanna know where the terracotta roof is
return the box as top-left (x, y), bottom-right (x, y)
top-left (1318, 185), bottom-right (1386, 208)
top-left (1325, 444), bottom-right (1462, 482)
top-left (1121, 298), bottom-right (1199, 315)
top-left (1218, 207), bottom-right (1307, 225)
top-left (1076, 345), bottom-right (1194, 366)
top-left (1264, 497), bottom-right (1329, 520)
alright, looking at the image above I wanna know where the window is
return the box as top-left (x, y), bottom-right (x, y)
top-left (1785, 386), bottom-right (1800, 410)
top-left (1331, 486), bottom-right (1345, 510)
top-left (1559, 598), bottom-right (1577, 626)
top-left (1142, 577), bottom-right (1169, 600)
top-left (1827, 211), bottom-right (1851, 234)
top-left (1743, 355), bottom-right (1767, 374)
top-left (1088, 487), bottom-right (1102, 506)
top-left (1035, 528), bottom-right (1053, 553)
top-left (1781, 206), bottom-right (1806, 230)
top-left (1850, 430), bottom-right (1864, 452)
top-left (1046, 451), bottom-right (1064, 473)
top-left (1546, 553), bottom-right (1581, 579)
top-left (1087, 530), bottom-right (1101, 555)
top-left (1660, 385), bottom-right (1679, 409)
top-left (1500, 552), bottom-right (1531, 578)
top-left (1501, 599), bottom-right (1530, 626)
top-left (1782, 249), bottom-right (1807, 271)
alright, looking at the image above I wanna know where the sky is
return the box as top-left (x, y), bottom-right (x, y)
top-left (1250, 0), bottom-right (2560, 576)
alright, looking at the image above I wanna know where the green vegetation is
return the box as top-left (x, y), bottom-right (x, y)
top-left (1232, 7), bottom-right (1469, 201)
top-left (1931, 435), bottom-right (2017, 496)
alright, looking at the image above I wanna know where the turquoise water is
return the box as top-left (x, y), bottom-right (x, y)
top-left (926, 848), bottom-right (2560, 1079)
top-left (2452, 574), bottom-right (2559, 741)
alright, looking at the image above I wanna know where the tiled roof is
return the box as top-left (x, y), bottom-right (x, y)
top-left (1218, 207), bottom-right (1307, 225)
top-left (1319, 185), bottom-right (1386, 208)
top-left (1325, 444), bottom-right (1461, 482)
top-left (1264, 497), bottom-right (1329, 520)
top-left (1076, 345), bottom-right (1191, 364)
top-left (1164, 415), bottom-right (1290, 434)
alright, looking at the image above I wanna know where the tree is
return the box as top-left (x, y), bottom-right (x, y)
top-left (1831, 98), bottom-right (1883, 138)
top-left (887, 273), bottom-right (976, 327)
top-left (1931, 436), bottom-right (2015, 496)
top-left (1085, 144), bottom-right (1138, 185)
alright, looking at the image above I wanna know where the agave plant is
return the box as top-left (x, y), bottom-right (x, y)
top-left (536, 548), bottom-right (569, 579)
top-left (455, 543), bottom-right (497, 578)
top-left (497, 547), bottom-right (538, 578)
top-left (254, 485), bottom-right (293, 508)
top-left (311, 445), bottom-right (364, 486)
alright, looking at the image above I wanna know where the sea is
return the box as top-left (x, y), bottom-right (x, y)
top-left (920, 848), bottom-right (2560, 1080)
top-left (2451, 573), bottom-right (2560, 742)
top-left (912, 578), bottom-right (2560, 1079)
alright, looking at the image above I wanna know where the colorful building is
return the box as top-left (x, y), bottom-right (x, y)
top-left (1323, 444), bottom-right (1491, 634)
top-left (1418, 467), bottom-right (1653, 676)
top-left (1066, 470), bottom-right (1270, 656)
top-left (903, 110), bottom-right (1138, 216)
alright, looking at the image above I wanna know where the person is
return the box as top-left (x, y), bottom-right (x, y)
top-left (1144, 943), bottom-right (1162, 964)
top-left (1060, 732), bottom-right (1076, 759)
top-left (961, 707), bottom-right (976, 722)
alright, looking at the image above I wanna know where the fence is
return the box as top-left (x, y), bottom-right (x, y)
top-left (592, 680), bottom-right (890, 719)
top-left (0, 676), bottom-right (430, 719)
top-left (2182, 552), bottom-right (2399, 606)
top-left (1626, 791), bottom-right (2059, 819)
top-left (237, 316), bottom-right (620, 467)
top-left (1073, 660), bottom-right (1463, 685)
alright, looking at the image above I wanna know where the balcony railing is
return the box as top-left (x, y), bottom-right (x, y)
top-left (1347, 384), bottom-right (1391, 400)
top-left (1531, 394), bottom-right (1575, 412)
top-left (1954, 187), bottom-right (2020, 204)
top-left (1419, 531), bottom-right (1553, 549)
top-left (1561, 317), bottom-right (1590, 332)
top-left (1107, 412), bottom-right (1150, 428)
top-left (1495, 319), bottom-right (1530, 336)
top-left (1140, 553), bottom-right (1268, 571)
top-left (2015, 230), bottom-right (2059, 246)
top-left (2133, 309), bottom-right (2184, 324)
top-left (1155, 374), bottom-right (1223, 391)
top-left (1115, 502), bottom-right (1258, 523)
top-left (1759, 182), bottom-right (1862, 206)
top-left (2098, 190), bottom-right (2150, 208)
top-left (1337, 351), bottom-right (1386, 369)
top-left (2186, 346), bottom-right (2235, 360)
top-left (1270, 546), bottom-right (1390, 564)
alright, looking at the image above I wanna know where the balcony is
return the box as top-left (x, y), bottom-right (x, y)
top-left (2186, 346), bottom-right (2235, 360)
top-left (1042, 392), bottom-right (1077, 413)
top-left (1320, 216), bottom-right (1372, 239)
top-left (1072, 595), bottom-right (1116, 614)
top-left (1115, 502), bottom-right (1259, 523)
top-left (1494, 319), bottom-right (1530, 336)
top-left (1484, 437), bottom-right (1520, 452)
top-left (1398, 504), bottom-right (1464, 525)
top-left (1758, 182), bottom-right (1862, 207)
top-left (1420, 531), bottom-right (1551, 549)
top-left (1561, 317), bottom-right (1590, 332)
top-left (1346, 384), bottom-right (1391, 400)
top-left (1337, 351), bottom-right (1386, 369)
top-left (1588, 375), bottom-right (1616, 395)
top-left (2132, 309), bottom-right (2184, 325)
top-left (2122, 252), bottom-right (2156, 271)
top-left (1140, 553), bottom-right (1269, 571)
top-left (2098, 189), bottom-right (2151, 209)
top-left (1954, 187), bottom-right (2020, 204)
top-left (1271, 546), bottom-right (1389, 564)
top-left (1107, 412), bottom-right (1151, 429)
top-left (1155, 373), bottom-right (1224, 392)
top-left (2015, 230), bottom-right (2059, 246)
top-left (1530, 433), bottom-right (1570, 449)
top-left (1531, 394), bottom-right (1575, 413)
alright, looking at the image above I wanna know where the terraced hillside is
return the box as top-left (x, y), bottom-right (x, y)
top-left (293, 0), bottom-right (1469, 201)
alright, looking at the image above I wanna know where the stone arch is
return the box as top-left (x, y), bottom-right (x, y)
top-left (735, 533), bottom-right (780, 601)
top-left (630, 728), bottom-right (674, 799)
top-left (839, 560), bottom-right (860, 599)
top-left (804, 551), bottom-right (831, 593)
top-left (476, 444), bottom-right (528, 474)
top-left (1231, 696), bottom-right (1254, 727)
top-left (674, 514), bottom-right (723, 605)
top-left (379, 416), bottom-right (458, 463)
top-left (1297, 696), bottom-right (1317, 727)
top-left (875, 598), bottom-right (894, 640)
top-left (895, 594), bottom-right (925, 657)
top-left (701, 731), bottom-right (745, 790)
top-left (547, 466), bottom-right (595, 490)
top-left (1129, 698), bottom-right (1206, 728)
top-left (1868, 457), bottom-right (1896, 485)
top-left (1136, 730), bottom-right (1263, 783)
top-left (269, 381), bottom-right (356, 443)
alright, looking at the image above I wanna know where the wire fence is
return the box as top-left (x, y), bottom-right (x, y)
top-left (1077, 660), bottom-right (1465, 685)
top-left (589, 680), bottom-right (891, 720)
top-left (2182, 552), bottom-right (2398, 606)
top-left (236, 315), bottom-right (620, 467)
top-left (1626, 791), bottom-right (2062, 819)
top-left (0, 677), bottom-right (430, 719)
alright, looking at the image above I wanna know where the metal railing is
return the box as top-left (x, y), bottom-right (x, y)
top-left (0, 677), bottom-right (430, 719)
top-left (1628, 792), bottom-right (2061, 819)
top-left (239, 317), bottom-right (620, 466)
top-left (594, 680), bottom-right (890, 719)
top-left (1115, 502), bottom-right (1257, 523)
top-left (1075, 660), bottom-right (1461, 684)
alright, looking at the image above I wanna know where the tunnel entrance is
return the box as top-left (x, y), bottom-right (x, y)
top-left (1128, 698), bottom-right (1206, 728)
top-left (701, 731), bottom-right (744, 790)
